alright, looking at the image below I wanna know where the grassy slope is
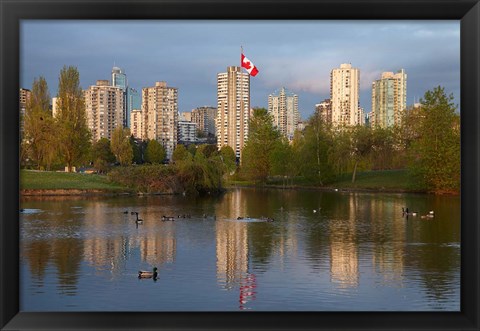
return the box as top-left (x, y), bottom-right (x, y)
top-left (20, 170), bottom-right (130, 191)
top-left (229, 169), bottom-right (420, 192)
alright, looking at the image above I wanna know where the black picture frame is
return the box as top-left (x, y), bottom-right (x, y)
top-left (1, 0), bottom-right (479, 330)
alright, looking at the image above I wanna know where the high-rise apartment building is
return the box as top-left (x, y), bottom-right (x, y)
top-left (142, 81), bottom-right (178, 160)
top-left (130, 109), bottom-right (143, 140)
top-left (178, 121), bottom-right (197, 144)
top-left (268, 87), bottom-right (299, 141)
top-left (315, 98), bottom-right (332, 124)
top-left (84, 80), bottom-right (124, 141)
top-left (371, 69), bottom-right (407, 128)
top-left (19, 88), bottom-right (31, 134)
top-left (216, 66), bottom-right (250, 159)
top-left (192, 106), bottom-right (217, 137)
top-left (330, 63), bottom-right (361, 127)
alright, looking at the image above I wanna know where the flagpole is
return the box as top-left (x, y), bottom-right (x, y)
top-left (240, 46), bottom-right (244, 160)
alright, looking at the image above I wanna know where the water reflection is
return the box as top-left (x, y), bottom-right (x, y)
top-left (20, 189), bottom-right (460, 311)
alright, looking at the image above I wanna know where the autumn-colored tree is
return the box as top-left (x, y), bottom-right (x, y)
top-left (56, 66), bottom-right (91, 172)
top-left (111, 127), bottom-right (133, 166)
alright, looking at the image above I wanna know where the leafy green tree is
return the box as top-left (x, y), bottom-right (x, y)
top-left (23, 77), bottom-right (60, 170)
top-left (172, 144), bottom-right (192, 163)
top-left (111, 127), bottom-right (133, 166)
top-left (351, 125), bottom-right (373, 183)
top-left (144, 139), bottom-right (166, 164)
top-left (91, 138), bottom-right (115, 173)
top-left (408, 86), bottom-right (460, 192)
top-left (56, 66), bottom-right (91, 172)
top-left (329, 128), bottom-right (352, 176)
top-left (187, 144), bottom-right (197, 156)
top-left (197, 144), bottom-right (218, 158)
top-left (296, 112), bottom-right (335, 185)
top-left (270, 137), bottom-right (294, 187)
top-left (241, 108), bottom-right (280, 183)
top-left (220, 145), bottom-right (236, 175)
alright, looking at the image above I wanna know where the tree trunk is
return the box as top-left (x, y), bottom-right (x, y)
top-left (352, 160), bottom-right (358, 184)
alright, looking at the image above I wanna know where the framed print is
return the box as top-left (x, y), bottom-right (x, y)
top-left (1, 0), bottom-right (479, 330)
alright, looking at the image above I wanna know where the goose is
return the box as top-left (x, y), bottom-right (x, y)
top-left (138, 267), bottom-right (158, 280)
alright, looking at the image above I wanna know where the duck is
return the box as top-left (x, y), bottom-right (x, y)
top-left (421, 211), bottom-right (435, 219)
top-left (138, 267), bottom-right (158, 279)
top-left (161, 215), bottom-right (175, 221)
top-left (123, 210), bottom-right (129, 214)
top-left (133, 212), bottom-right (143, 224)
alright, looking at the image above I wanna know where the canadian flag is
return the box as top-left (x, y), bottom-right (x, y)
top-left (241, 53), bottom-right (259, 77)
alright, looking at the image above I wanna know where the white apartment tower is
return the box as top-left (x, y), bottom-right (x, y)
top-left (371, 69), bottom-right (407, 128)
top-left (330, 63), bottom-right (361, 127)
top-left (142, 81), bottom-right (178, 160)
top-left (216, 66), bottom-right (250, 159)
top-left (268, 87), bottom-right (299, 141)
top-left (84, 80), bottom-right (124, 141)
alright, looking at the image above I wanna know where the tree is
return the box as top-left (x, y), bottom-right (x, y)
top-left (91, 138), bottom-right (115, 173)
top-left (197, 144), bottom-right (218, 158)
top-left (350, 125), bottom-right (373, 183)
top-left (144, 139), bottom-right (166, 164)
top-left (56, 66), bottom-right (91, 172)
top-left (172, 144), bottom-right (192, 163)
top-left (130, 136), bottom-right (143, 164)
top-left (296, 112), bottom-right (335, 185)
top-left (23, 77), bottom-right (59, 170)
top-left (408, 86), bottom-right (460, 192)
top-left (241, 108), bottom-right (280, 184)
top-left (111, 127), bottom-right (133, 166)
top-left (220, 145), bottom-right (236, 175)
top-left (270, 137), bottom-right (294, 187)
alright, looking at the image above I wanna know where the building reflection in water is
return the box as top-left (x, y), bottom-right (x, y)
top-left (329, 194), bottom-right (359, 288)
top-left (215, 189), bottom-right (257, 309)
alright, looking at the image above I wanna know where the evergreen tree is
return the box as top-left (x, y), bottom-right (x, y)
top-left (91, 138), bottom-right (115, 173)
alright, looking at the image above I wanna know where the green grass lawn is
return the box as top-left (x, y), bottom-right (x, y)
top-left (330, 169), bottom-right (418, 191)
top-left (20, 170), bottom-right (130, 191)
top-left (238, 169), bottom-right (421, 192)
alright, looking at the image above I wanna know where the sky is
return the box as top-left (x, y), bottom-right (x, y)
top-left (20, 20), bottom-right (460, 119)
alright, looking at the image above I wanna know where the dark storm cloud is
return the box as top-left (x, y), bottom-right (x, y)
top-left (21, 20), bottom-right (459, 119)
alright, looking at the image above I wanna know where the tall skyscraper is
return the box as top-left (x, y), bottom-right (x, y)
top-left (268, 87), bottom-right (299, 141)
top-left (216, 66), bottom-right (250, 159)
top-left (142, 81), bottom-right (178, 160)
top-left (111, 66), bottom-right (129, 128)
top-left (371, 69), bottom-right (407, 128)
top-left (192, 106), bottom-right (217, 137)
top-left (126, 87), bottom-right (141, 128)
top-left (84, 80), bottom-right (124, 141)
top-left (330, 63), bottom-right (361, 127)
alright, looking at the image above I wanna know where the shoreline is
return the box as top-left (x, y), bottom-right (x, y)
top-left (20, 185), bottom-right (459, 196)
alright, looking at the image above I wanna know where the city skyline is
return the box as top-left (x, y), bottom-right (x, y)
top-left (20, 20), bottom-right (460, 119)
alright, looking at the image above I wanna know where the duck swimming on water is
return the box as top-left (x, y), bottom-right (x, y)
top-left (138, 267), bottom-right (158, 280)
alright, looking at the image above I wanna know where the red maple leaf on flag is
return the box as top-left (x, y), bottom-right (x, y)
top-left (243, 60), bottom-right (252, 70)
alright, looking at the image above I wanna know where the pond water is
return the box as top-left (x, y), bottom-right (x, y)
top-left (20, 188), bottom-right (460, 311)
